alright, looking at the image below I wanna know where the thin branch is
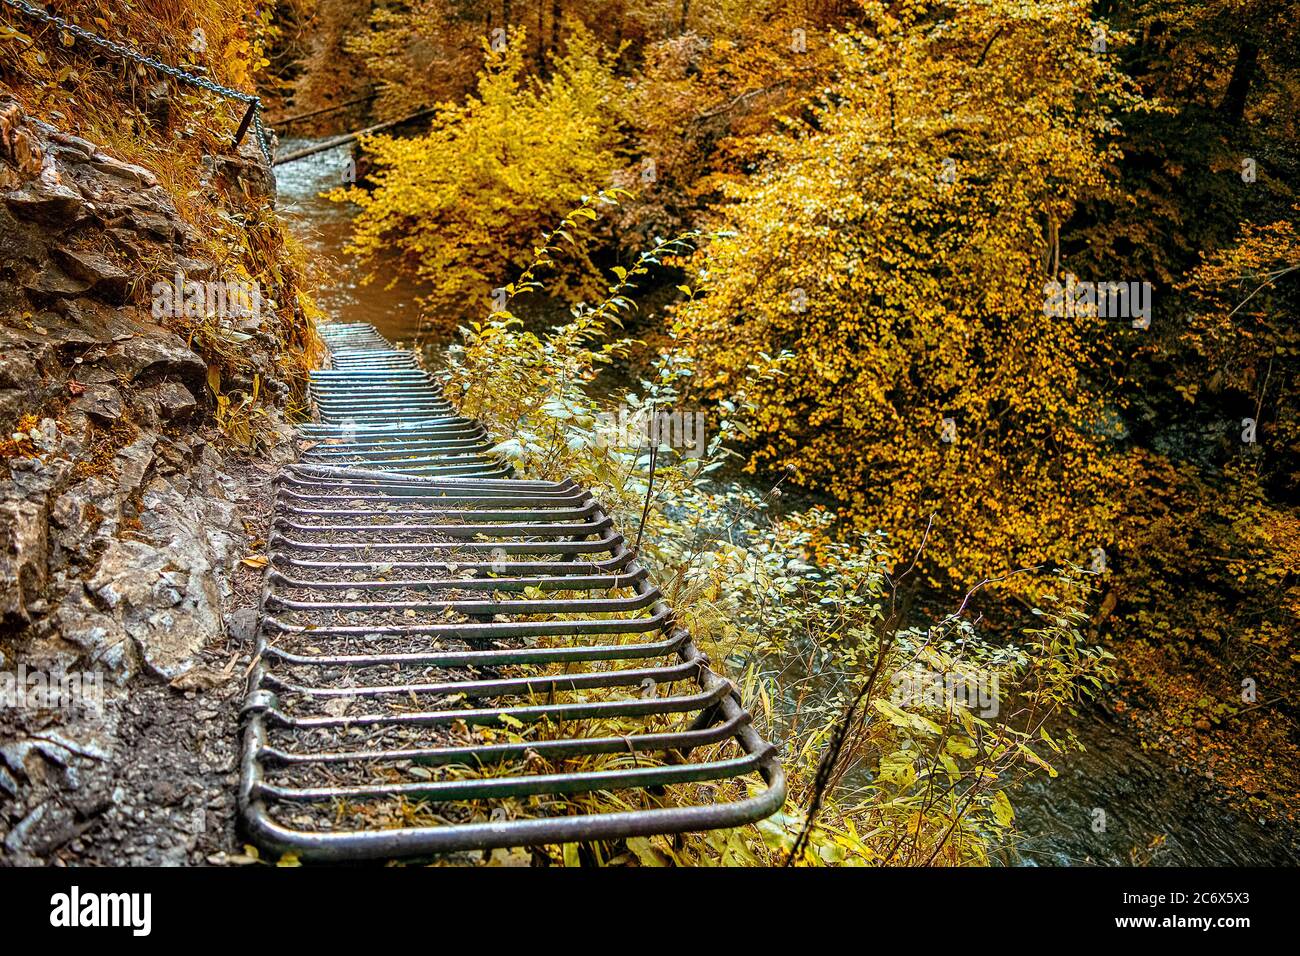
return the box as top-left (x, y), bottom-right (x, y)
top-left (1226, 262), bottom-right (1300, 320)
top-left (782, 514), bottom-right (936, 866)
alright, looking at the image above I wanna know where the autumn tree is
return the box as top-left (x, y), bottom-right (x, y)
top-left (342, 0), bottom-right (501, 119)
top-left (615, 2), bottom-right (852, 253)
top-left (293, 0), bottom-right (734, 124)
top-left (674, 0), bottom-right (1151, 589)
top-left (1054, 0), bottom-right (1300, 782)
top-left (285, 0), bottom-right (381, 125)
top-left (1105, 212), bottom-right (1300, 781)
top-left (1068, 0), bottom-right (1300, 290)
top-left (335, 24), bottom-right (626, 325)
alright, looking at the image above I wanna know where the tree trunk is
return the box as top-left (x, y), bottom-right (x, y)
top-left (1221, 41), bottom-right (1259, 125)
top-left (551, 0), bottom-right (561, 52)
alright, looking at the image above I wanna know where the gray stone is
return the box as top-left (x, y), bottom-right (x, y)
top-left (0, 349), bottom-right (38, 390)
top-left (154, 381), bottom-right (199, 421)
top-left (3, 179), bottom-right (85, 223)
top-left (3, 799), bottom-right (85, 856)
top-left (71, 383), bottom-right (123, 422)
top-left (226, 606), bottom-right (258, 645)
top-left (54, 603), bottom-right (134, 674)
top-left (54, 248), bottom-right (130, 304)
top-left (0, 85), bottom-right (289, 867)
top-left (88, 154), bottom-right (159, 189)
top-left (47, 131), bottom-right (98, 159)
top-left (82, 481), bottom-right (228, 680)
top-left (98, 323), bottom-right (207, 393)
top-left (115, 434), bottom-right (156, 492)
top-left (210, 150), bottom-right (276, 202)
top-left (73, 366), bottom-right (120, 385)
top-left (173, 256), bottom-right (216, 280)
top-left (125, 204), bottom-right (182, 241)
top-left (0, 497), bottom-right (48, 625)
top-left (0, 206), bottom-right (46, 262)
top-left (21, 262), bottom-right (90, 297)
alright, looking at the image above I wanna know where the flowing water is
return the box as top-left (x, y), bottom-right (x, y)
top-left (275, 140), bottom-right (1300, 867)
top-left (276, 139), bottom-right (429, 343)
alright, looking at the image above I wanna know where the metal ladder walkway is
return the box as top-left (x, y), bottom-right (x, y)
top-left (238, 322), bottom-right (785, 861)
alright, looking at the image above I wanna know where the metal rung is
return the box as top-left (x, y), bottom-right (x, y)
top-left (239, 322), bottom-right (784, 861)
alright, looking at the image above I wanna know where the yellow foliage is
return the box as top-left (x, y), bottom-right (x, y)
top-left (675, 0), bottom-right (1150, 590)
top-left (335, 24), bottom-right (626, 328)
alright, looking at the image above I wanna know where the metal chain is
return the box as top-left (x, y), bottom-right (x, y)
top-left (1, 0), bottom-right (272, 164)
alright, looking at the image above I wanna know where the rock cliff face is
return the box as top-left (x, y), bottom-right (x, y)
top-left (0, 97), bottom-right (296, 863)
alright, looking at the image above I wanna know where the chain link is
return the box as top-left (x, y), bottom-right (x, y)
top-left (1, 0), bottom-right (272, 164)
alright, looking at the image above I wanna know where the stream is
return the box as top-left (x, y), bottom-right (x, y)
top-left (275, 139), bottom-right (1300, 867)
